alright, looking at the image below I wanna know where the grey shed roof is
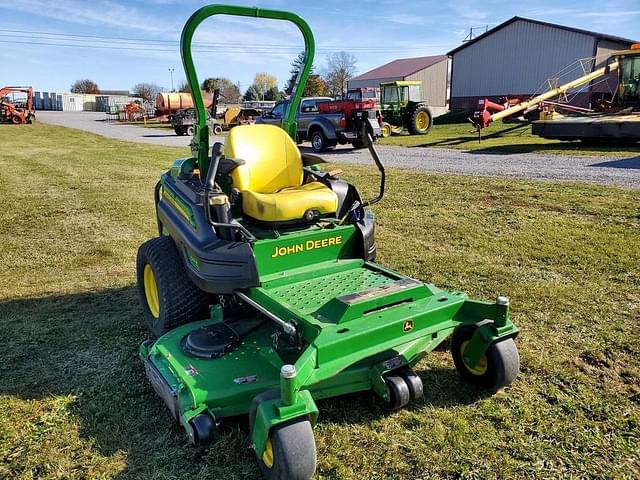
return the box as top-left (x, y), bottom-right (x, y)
top-left (447, 16), bottom-right (638, 56)
top-left (350, 55), bottom-right (448, 81)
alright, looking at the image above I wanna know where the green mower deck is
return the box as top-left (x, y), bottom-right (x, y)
top-left (140, 223), bottom-right (518, 455)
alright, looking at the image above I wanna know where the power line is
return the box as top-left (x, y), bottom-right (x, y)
top-left (0, 28), bottom-right (451, 53)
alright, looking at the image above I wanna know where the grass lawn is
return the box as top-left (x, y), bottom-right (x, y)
top-left (1, 123), bottom-right (639, 479)
top-left (379, 118), bottom-right (640, 157)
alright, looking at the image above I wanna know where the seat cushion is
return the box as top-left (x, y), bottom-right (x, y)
top-left (242, 182), bottom-right (338, 222)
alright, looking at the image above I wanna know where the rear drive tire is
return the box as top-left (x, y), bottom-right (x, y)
top-left (257, 419), bottom-right (317, 480)
top-left (310, 130), bottom-right (327, 153)
top-left (451, 325), bottom-right (520, 391)
top-left (408, 105), bottom-right (432, 135)
top-left (136, 236), bottom-right (211, 337)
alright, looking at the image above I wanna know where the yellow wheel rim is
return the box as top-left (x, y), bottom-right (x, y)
top-left (461, 341), bottom-right (488, 376)
top-left (415, 111), bottom-right (429, 131)
top-left (143, 264), bottom-right (160, 318)
top-left (262, 438), bottom-right (274, 469)
top-left (382, 124), bottom-right (391, 137)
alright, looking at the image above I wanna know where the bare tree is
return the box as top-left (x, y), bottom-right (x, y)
top-left (323, 52), bottom-right (357, 97)
top-left (132, 82), bottom-right (162, 102)
top-left (70, 79), bottom-right (100, 93)
top-left (177, 81), bottom-right (191, 93)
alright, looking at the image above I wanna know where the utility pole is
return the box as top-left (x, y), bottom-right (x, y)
top-left (168, 68), bottom-right (175, 92)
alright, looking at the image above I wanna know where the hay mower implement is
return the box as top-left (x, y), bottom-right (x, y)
top-left (136, 5), bottom-right (520, 479)
top-left (471, 44), bottom-right (640, 142)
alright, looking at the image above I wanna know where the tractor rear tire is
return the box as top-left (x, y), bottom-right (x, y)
top-left (407, 105), bottom-right (432, 135)
top-left (451, 325), bottom-right (519, 391)
top-left (136, 236), bottom-right (211, 337)
top-left (257, 419), bottom-right (317, 480)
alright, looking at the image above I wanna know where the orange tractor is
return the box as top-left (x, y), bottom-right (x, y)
top-left (1, 86), bottom-right (35, 124)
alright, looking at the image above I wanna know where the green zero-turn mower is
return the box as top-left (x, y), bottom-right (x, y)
top-left (136, 5), bottom-right (520, 479)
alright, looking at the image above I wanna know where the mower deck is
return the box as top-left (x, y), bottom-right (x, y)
top-left (141, 255), bottom-right (515, 445)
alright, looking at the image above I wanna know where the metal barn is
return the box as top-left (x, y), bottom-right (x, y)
top-left (448, 17), bottom-right (636, 110)
top-left (348, 55), bottom-right (449, 115)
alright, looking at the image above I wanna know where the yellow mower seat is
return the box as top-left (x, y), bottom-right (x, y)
top-left (224, 124), bottom-right (338, 222)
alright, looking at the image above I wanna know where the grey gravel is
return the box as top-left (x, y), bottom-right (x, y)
top-left (39, 111), bottom-right (639, 189)
top-left (317, 144), bottom-right (640, 189)
top-left (37, 111), bottom-right (224, 147)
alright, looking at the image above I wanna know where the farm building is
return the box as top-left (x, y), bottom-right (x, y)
top-left (33, 91), bottom-right (139, 112)
top-left (448, 17), bottom-right (637, 110)
top-left (348, 55), bottom-right (449, 115)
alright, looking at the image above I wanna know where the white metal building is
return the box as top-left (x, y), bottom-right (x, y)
top-left (348, 55), bottom-right (449, 114)
top-left (448, 17), bottom-right (637, 110)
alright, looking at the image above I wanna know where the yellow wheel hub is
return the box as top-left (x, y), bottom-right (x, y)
top-left (143, 264), bottom-right (160, 318)
top-left (382, 124), bottom-right (391, 137)
top-left (415, 111), bottom-right (429, 131)
top-left (262, 438), bottom-right (274, 468)
top-left (461, 341), bottom-right (488, 376)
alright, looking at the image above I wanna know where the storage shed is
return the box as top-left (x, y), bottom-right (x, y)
top-left (448, 17), bottom-right (636, 110)
top-left (348, 55), bottom-right (449, 115)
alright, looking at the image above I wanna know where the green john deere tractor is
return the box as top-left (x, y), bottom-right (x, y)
top-left (136, 5), bottom-right (520, 480)
top-left (380, 80), bottom-right (433, 135)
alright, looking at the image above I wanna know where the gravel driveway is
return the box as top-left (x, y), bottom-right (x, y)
top-left (38, 111), bottom-right (639, 189)
top-left (38, 111), bottom-right (224, 147)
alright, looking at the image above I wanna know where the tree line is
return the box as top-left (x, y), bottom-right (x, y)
top-left (69, 50), bottom-right (358, 103)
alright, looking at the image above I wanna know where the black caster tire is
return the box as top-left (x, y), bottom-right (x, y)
top-left (257, 419), bottom-right (317, 480)
top-left (190, 412), bottom-right (217, 446)
top-left (213, 124), bottom-right (223, 135)
top-left (399, 368), bottom-right (424, 401)
top-left (451, 325), bottom-right (520, 391)
top-left (136, 236), bottom-right (211, 337)
top-left (385, 375), bottom-right (411, 409)
top-left (186, 125), bottom-right (195, 136)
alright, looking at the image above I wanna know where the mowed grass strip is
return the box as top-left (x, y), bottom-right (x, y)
top-left (379, 118), bottom-right (640, 157)
top-left (0, 122), bottom-right (639, 479)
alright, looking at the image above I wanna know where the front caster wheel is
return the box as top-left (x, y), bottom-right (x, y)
top-left (385, 375), bottom-right (411, 409)
top-left (451, 325), bottom-right (520, 391)
top-left (257, 419), bottom-right (317, 480)
top-left (398, 368), bottom-right (424, 401)
top-left (190, 412), bottom-right (217, 446)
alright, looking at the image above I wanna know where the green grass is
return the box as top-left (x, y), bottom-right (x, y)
top-left (1, 123), bottom-right (639, 479)
top-left (379, 119), bottom-right (640, 157)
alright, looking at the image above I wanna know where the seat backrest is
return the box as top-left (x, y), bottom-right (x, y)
top-left (224, 124), bottom-right (303, 193)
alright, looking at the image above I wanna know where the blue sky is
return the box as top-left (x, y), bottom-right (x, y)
top-left (0, 0), bottom-right (638, 93)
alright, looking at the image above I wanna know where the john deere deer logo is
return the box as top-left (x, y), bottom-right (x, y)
top-left (403, 320), bottom-right (414, 332)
